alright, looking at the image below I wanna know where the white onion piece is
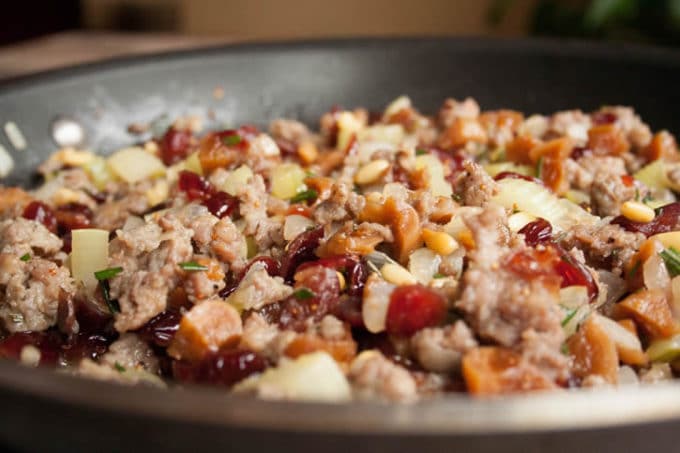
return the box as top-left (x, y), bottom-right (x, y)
top-left (362, 274), bottom-right (395, 333)
top-left (283, 215), bottom-right (315, 241)
top-left (592, 314), bottom-right (643, 356)
top-left (643, 253), bottom-right (671, 293)
top-left (559, 286), bottom-right (589, 309)
top-left (617, 365), bottom-right (639, 387)
top-left (408, 248), bottom-right (441, 285)
top-left (122, 216), bottom-right (144, 232)
top-left (107, 147), bottom-right (165, 183)
top-left (71, 229), bottom-right (109, 292)
top-left (0, 144), bottom-right (14, 178)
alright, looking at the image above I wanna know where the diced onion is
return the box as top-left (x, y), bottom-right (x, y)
top-left (384, 95), bottom-right (411, 119)
top-left (642, 253), bottom-right (671, 293)
top-left (0, 144), bottom-right (14, 178)
top-left (362, 274), bottom-right (395, 333)
top-left (483, 162), bottom-right (533, 178)
top-left (107, 147), bottom-right (165, 183)
top-left (234, 351), bottom-right (351, 402)
top-left (84, 156), bottom-right (114, 190)
top-left (283, 215), bottom-right (315, 241)
top-left (592, 314), bottom-right (644, 358)
top-left (4, 121), bottom-right (26, 150)
top-left (270, 163), bottom-right (306, 200)
top-left (408, 248), bottom-right (441, 285)
top-left (220, 165), bottom-right (253, 196)
top-left (634, 160), bottom-right (669, 191)
top-left (336, 111), bottom-right (363, 152)
top-left (71, 229), bottom-right (109, 292)
top-left (415, 154), bottom-right (452, 198)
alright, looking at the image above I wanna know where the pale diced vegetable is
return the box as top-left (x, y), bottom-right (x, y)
top-left (283, 215), bottom-right (315, 241)
top-left (491, 178), bottom-right (597, 231)
top-left (234, 351), bottom-right (351, 402)
top-left (408, 248), bottom-right (441, 284)
top-left (362, 274), bottom-right (395, 333)
top-left (415, 154), bottom-right (453, 198)
top-left (0, 144), bottom-right (13, 178)
top-left (507, 211), bottom-right (537, 233)
top-left (107, 147), bottom-right (165, 183)
top-left (336, 111), bottom-right (364, 152)
top-left (383, 95), bottom-right (411, 118)
top-left (83, 156), bottom-right (113, 190)
top-left (592, 314), bottom-right (645, 364)
top-left (145, 180), bottom-right (169, 207)
top-left (634, 160), bottom-right (669, 191)
top-left (357, 124), bottom-right (405, 146)
top-left (220, 165), bottom-right (253, 196)
top-left (565, 190), bottom-right (590, 206)
top-left (646, 333), bottom-right (680, 362)
top-left (183, 151), bottom-right (203, 175)
top-left (71, 229), bottom-right (109, 292)
top-left (270, 163), bottom-right (307, 200)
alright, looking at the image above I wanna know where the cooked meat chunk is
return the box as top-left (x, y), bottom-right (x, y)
top-left (410, 321), bottom-right (478, 373)
top-left (348, 351), bottom-right (418, 402)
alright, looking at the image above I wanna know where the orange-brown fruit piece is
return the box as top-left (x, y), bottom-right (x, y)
top-left (616, 289), bottom-right (677, 340)
top-left (567, 316), bottom-right (619, 385)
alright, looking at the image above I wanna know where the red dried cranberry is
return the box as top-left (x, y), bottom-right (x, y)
top-left (494, 171), bottom-right (543, 185)
top-left (23, 201), bottom-right (57, 234)
top-left (279, 226), bottom-right (324, 282)
top-left (160, 127), bottom-right (193, 166)
top-left (430, 148), bottom-right (466, 182)
top-left (55, 203), bottom-right (93, 234)
top-left (173, 348), bottom-right (266, 387)
top-left (136, 310), bottom-right (182, 348)
top-left (518, 218), bottom-right (553, 246)
top-left (60, 332), bottom-right (110, 365)
top-left (554, 245), bottom-right (599, 301)
top-left (592, 112), bottom-right (617, 125)
top-left (204, 191), bottom-right (239, 219)
top-left (287, 204), bottom-right (312, 218)
top-left (178, 170), bottom-right (214, 201)
top-left (61, 232), bottom-right (72, 253)
top-left (0, 331), bottom-right (61, 366)
top-left (299, 255), bottom-right (368, 298)
top-left (220, 256), bottom-right (281, 299)
top-left (74, 294), bottom-right (113, 334)
top-left (612, 202), bottom-right (680, 237)
top-left (332, 295), bottom-right (364, 327)
top-left (275, 139), bottom-right (297, 156)
top-left (620, 175), bottom-right (635, 187)
top-left (385, 285), bottom-right (447, 336)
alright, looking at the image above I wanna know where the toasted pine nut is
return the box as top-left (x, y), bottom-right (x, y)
top-left (297, 141), bottom-right (319, 164)
top-left (20, 345), bottom-right (41, 367)
top-left (422, 228), bottom-right (459, 256)
top-left (621, 201), bottom-right (655, 223)
top-left (354, 159), bottom-right (390, 185)
top-left (380, 263), bottom-right (417, 286)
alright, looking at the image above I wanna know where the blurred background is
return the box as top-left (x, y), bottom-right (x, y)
top-left (1, 0), bottom-right (679, 78)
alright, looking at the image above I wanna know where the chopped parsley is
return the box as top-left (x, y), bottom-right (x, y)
top-left (293, 288), bottom-right (316, 300)
top-left (415, 148), bottom-right (428, 156)
top-left (94, 267), bottom-right (123, 281)
top-left (179, 261), bottom-right (209, 272)
top-left (290, 189), bottom-right (318, 203)
top-left (560, 343), bottom-right (570, 355)
top-left (100, 280), bottom-right (119, 315)
top-left (660, 247), bottom-right (680, 277)
top-left (628, 259), bottom-right (641, 278)
top-left (19, 253), bottom-right (30, 262)
top-left (433, 273), bottom-right (446, 279)
top-left (114, 362), bottom-right (126, 373)
top-left (222, 134), bottom-right (242, 146)
top-left (561, 308), bottom-right (578, 327)
top-left (642, 192), bottom-right (654, 204)
top-left (535, 156), bottom-right (544, 180)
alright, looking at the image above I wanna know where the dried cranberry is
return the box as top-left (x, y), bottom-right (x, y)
top-left (60, 332), bottom-right (110, 365)
top-left (55, 203), bottom-right (93, 234)
top-left (612, 202), bottom-right (680, 237)
top-left (178, 170), bottom-right (214, 201)
top-left (61, 231), bottom-right (72, 253)
top-left (494, 171), bottom-right (543, 185)
top-left (279, 226), bottom-right (324, 282)
top-left (620, 175), bottom-right (635, 187)
top-left (518, 218), bottom-right (553, 246)
top-left (204, 191), bottom-right (238, 219)
top-left (173, 348), bottom-right (266, 387)
top-left (332, 295), bottom-right (364, 327)
top-left (353, 329), bottom-right (419, 370)
top-left (430, 148), bottom-right (466, 182)
top-left (160, 127), bottom-right (193, 166)
top-left (136, 310), bottom-right (182, 348)
top-left (592, 112), bottom-right (617, 125)
top-left (23, 201), bottom-right (57, 234)
top-left (0, 331), bottom-right (61, 366)
top-left (554, 245), bottom-right (599, 301)
top-left (74, 294), bottom-right (113, 334)
top-left (385, 285), bottom-right (447, 336)
top-left (275, 139), bottom-right (297, 156)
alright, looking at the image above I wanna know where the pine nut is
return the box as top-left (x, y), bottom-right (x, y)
top-left (354, 159), bottom-right (390, 185)
top-left (422, 228), bottom-right (459, 255)
top-left (621, 201), bottom-right (655, 223)
top-left (336, 271), bottom-right (346, 290)
top-left (380, 263), bottom-right (417, 286)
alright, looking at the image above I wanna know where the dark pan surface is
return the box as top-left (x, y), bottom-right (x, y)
top-left (0, 37), bottom-right (679, 452)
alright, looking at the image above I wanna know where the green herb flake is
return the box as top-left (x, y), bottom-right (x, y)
top-left (560, 342), bottom-right (570, 356)
top-left (433, 273), bottom-right (446, 279)
top-left (290, 189), bottom-right (318, 204)
top-left (415, 148), bottom-right (428, 156)
top-left (114, 362), bottom-right (126, 373)
top-left (94, 267), bottom-right (123, 281)
top-left (293, 288), bottom-right (316, 300)
top-left (100, 280), bottom-right (119, 315)
top-left (642, 193), bottom-right (654, 204)
top-left (660, 247), bottom-right (680, 277)
top-left (19, 253), bottom-right (30, 262)
top-left (561, 308), bottom-right (578, 327)
top-left (535, 156), bottom-right (544, 180)
top-left (179, 261), bottom-right (209, 272)
top-left (628, 259), bottom-right (641, 278)
top-left (222, 134), bottom-right (242, 146)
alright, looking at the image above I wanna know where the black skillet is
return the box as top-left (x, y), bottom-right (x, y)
top-left (0, 38), bottom-right (679, 452)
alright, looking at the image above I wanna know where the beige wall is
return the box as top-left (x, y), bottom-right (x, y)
top-left (83, 0), bottom-right (535, 38)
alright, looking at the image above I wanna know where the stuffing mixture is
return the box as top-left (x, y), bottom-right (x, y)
top-left (1, 96), bottom-right (680, 402)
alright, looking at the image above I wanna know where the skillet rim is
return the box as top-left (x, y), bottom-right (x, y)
top-left (1, 36), bottom-right (680, 436)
